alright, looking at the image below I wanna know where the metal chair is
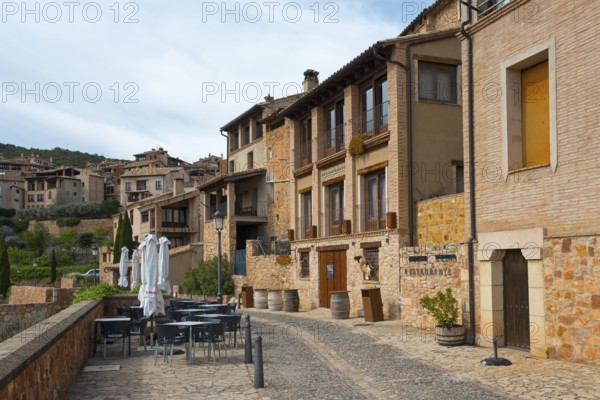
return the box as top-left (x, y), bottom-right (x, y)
top-left (154, 324), bottom-right (183, 367)
top-left (222, 313), bottom-right (242, 347)
top-left (128, 317), bottom-right (149, 354)
top-left (100, 320), bottom-right (130, 359)
top-left (194, 320), bottom-right (227, 364)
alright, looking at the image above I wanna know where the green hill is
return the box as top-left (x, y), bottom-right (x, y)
top-left (0, 143), bottom-right (126, 168)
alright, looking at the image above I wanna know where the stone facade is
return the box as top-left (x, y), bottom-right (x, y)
top-left (0, 303), bottom-right (62, 327)
top-left (0, 300), bottom-right (104, 400)
top-left (265, 123), bottom-right (291, 240)
top-left (37, 218), bottom-right (112, 236)
top-left (416, 194), bottom-right (465, 246)
top-left (9, 286), bottom-right (75, 308)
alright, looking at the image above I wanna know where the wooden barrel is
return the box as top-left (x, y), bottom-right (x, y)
top-left (268, 290), bottom-right (283, 311)
top-left (283, 289), bottom-right (299, 312)
top-left (330, 291), bottom-right (350, 319)
top-left (254, 289), bottom-right (268, 309)
top-left (435, 325), bottom-right (465, 346)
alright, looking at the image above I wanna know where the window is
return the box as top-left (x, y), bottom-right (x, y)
top-left (37, 194), bottom-right (44, 202)
top-left (242, 125), bottom-right (250, 146)
top-left (325, 100), bottom-right (344, 155)
top-left (247, 152), bottom-right (254, 170)
top-left (255, 121), bottom-right (263, 139)
top-left (73, 182), bottom-right (77, 188)
top-left (129, 210), bottom-right (134, 224)
top-left (230, 132), bottom-right (239, 151)
top-left (136, 181), bottom-right (146, 191)
top-left (418, 62), bottom-right (458, 103)
top-left (142, 212), bottom-right (149, 223)
top-left (48, 191), bottom-right (52, 199)
top-left (364, 170), bottom-right (386, 231)
top-left (163, 208), bottom-right (187, 226)
top-left (327, 182), bottom-right (344, 236)
top-left (299, 251), bottom-right (310, 278)
top-left (501, 38), bottom-right (556, 175)
top-left (125, 182), bottom-right (132, 192)
top-left (300, 191), bottom-right (312, 239)
top-left (298, 118), bottom-right (312, 167)
top-left (363, 247), bottom-right (380, 281)
top-left (229, 160), bottom-right (235, 173)
top-left (27, 194), bottom-right (34, 202)
top-left (73, 192), bottom-right (77, 197)
top-left (360, 75), bottom-right (388, 136)
top-left (155, 180), bottom-right (162, 190)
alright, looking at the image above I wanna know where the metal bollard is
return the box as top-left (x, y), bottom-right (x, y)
top-left (254, 335), bottom-right (264, 388)
top-left (492, 338), bottom-right (498, 359)
top-left (245, 314), bottom-right (253, 364)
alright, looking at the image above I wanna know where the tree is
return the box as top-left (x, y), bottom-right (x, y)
top-left (121, 211), bottom-right (133, 257)
top-left (50, 248), bottom-right (57, 285)
top-left (22, 222), bottom-right (52, 257)
top-left (78, 232), bottom-right (94, 248)
top-left (0, 237), bottom-right (11, 298)
top-left (183, 256), bottom-right (234, 297)
top-left (113, 213), bottom-right (123, 264)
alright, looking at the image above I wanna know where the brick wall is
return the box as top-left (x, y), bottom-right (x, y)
top-left (416, 193), bottom-right (465, 246)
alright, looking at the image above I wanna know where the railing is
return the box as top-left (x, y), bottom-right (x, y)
top-left (161, 221), bottom-right (188, 228)
top-left (352, 102), bottom-right (389, 139)
top-left (296, 217), bottom-right (313, 240)
top-left (294, 142), bottom-right (312, 169)
top-left (320, 210), bottom-right (344, 237)
top-left (234, 201), bottom-right (268, 218)
top-left (477, 0), bottom-right (510, 17)
top-left (356, 198), bottom-right (388, 233)
top-left (317, 123), bottom-right (345, 159)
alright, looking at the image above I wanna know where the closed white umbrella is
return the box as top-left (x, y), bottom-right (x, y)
top-left (158, 237), bottom-right (171, 295)
top-left (139, 233), bottom-right (165, 317)
top-left (118, 246), bottom-right (129, 288)
top-left (131, 249), bottom-right (140, 289)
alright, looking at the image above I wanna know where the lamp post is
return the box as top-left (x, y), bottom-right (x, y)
top-left (33, 260), bottom-right (37, 287)
top-left (91, 245), bottom-right (98, 286)
top-left (213, 210), bottom-right (224, 304)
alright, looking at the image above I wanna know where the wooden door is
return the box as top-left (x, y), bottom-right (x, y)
top-left (319, 251), bottom-right (347, 308)
top-left (503, 249), bottom-right (530, 349)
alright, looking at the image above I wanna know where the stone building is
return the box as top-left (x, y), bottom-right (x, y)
top-left (0, 171), bottom-right (25, 211)
top-left (119, 165), bottom-right (189, 206)
top-left (460, 0), bottom-right (600, 363)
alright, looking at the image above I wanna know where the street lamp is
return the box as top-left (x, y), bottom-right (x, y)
top-left (213, 210), bottom-right (224, 304)
top-left (91, 245), bottom-right (98, 286)
top-left (33, 259), bottom-right (37, 287)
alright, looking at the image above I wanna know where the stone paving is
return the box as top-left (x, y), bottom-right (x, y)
top-left (65, 309), bottom-right (600, 399)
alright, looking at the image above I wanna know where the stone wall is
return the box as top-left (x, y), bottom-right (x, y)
top-left (0, 300), bottom-right (104, 400)
top-left (0, 303), bottom-right (62, 327)
top-left (9, 286), bottom-right (76, 308)
top-left (416, 194), bottom-right (465, 246)
top-left (264, 123), bottom-right (291, 240)
top-left (544, 236), bottom-right (600, 364)
top-left (399, 245), bottom-right (465, 329)
top-left (37, 219), bottom-right (113, 236)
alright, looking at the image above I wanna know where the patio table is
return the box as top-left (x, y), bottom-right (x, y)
top-left (93, 317), bottom-right (130, 357)
top-left (164, 321), bottom-right (213, 361)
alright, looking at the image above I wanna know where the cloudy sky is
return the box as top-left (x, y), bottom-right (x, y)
top-left (0, 0), bottom-right (435, 163)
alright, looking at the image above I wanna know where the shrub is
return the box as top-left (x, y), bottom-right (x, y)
top-left (183, 256), bottom-right (234, 297)
top-left (348, 133), bottom-right (365, 156)
top-left (71, 284), bottom-right (123, 305)
top-left (56, 217), bottom-right (81, 227)
top-left (419, 288), bottom-right (459, 329)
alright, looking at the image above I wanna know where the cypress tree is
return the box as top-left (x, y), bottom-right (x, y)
top-left (121, 211), bottom-right (133, 257)
top-left (0, 237), bottom-right (10, 298)
top-left (50, 248), bottom-right (57, 285)
top-left (113, 213), bottom-right (123, 264)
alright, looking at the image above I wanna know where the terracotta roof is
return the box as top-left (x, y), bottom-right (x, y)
top-left (220, 93), bottom-right (304, 132)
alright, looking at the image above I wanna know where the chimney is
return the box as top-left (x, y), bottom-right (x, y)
top-left (264, 94), bottom-right (274, 102)
top-left (173, 178), bottom-right (184, 196)
top-left (303, 69), bottom-right (319, 93)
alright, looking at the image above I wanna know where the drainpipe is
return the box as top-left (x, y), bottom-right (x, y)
top-left (460, 0), bottom-right (477, 346)
top-left (220, 129), bottom-right (228, 173)
top-left (404, 31), bottom-right (457, 246)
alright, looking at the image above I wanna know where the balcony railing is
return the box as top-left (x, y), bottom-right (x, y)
top-left (161, 221), bottom-right (188, 228)
top-left (352, 102), bottom-right (389, 139)
top-left (477, 0), bottom-right (510, 17)
top-left (296, 216), bottom-right (313, 240)
top-left (317, 123), bottom-right (345, 159)
top-left (356, 198), bottom-right (388, 233)
top-left (234, 201), bottom-right (268, 218)
top-left (294, 142), bottom-right (312, 169)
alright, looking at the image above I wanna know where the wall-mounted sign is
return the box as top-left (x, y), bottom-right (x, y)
top-left (403, 268), bottom-right (452, 276)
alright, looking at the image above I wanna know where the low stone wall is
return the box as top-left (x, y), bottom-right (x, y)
top-left (0, 303), bottom-right (62, 327)
top-left (0, 300), bottom-right (103, 400)
top-left (37, 219), bottom-right (113, 236)
top-left (9, 287), bottom-right (76, 308)
top-left (416, 193), bottom-right (465, 246)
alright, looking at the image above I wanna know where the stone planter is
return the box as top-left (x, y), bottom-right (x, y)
top-left (435, 325), bottom-right (465, 346)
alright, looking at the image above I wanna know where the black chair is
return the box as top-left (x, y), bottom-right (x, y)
top-left (154, 324), bottom-right (183, 367)
top-left (100, 320), bottom-right (130, 359)
top-left (130, 307), bottom-right (144, 320)
top-left (167, 309), bottom-right (185, 322)
top-left (194, 320), bottom-right (227, 364)
top-left (222, 313), bottom-right (242, 348)
top-left (116, 307), bottom-right (130, 317)
top-left (128, 317), bottom-right (149, 354)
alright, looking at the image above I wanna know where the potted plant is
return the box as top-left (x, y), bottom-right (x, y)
top-left (419, 288), bottom-right (465, 346)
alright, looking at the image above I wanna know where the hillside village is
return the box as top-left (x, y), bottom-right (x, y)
top-left (1, 1), bottom-right (600, 398)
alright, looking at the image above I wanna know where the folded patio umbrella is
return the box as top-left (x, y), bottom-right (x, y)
top-left (131, 248), bottom-right (141, 289)
top-left (158, 236), bottom-right (171, 295)
top-left (118, 246), bottom-right (129, 288)
top-left (139, 233), bottom-right (165, 317)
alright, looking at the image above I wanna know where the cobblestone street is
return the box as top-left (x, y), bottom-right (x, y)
top-left (65, 309), bottom-right (600, 399)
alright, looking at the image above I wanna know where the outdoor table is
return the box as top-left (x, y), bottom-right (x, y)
top-left (195, 314), bottom-right (228, 319)
top-left (93, 317), bottom-right (130, 357)
top-left (199, 304), bottom-right (229, 314)
top-left (164, 321), bottom-right (213, 361)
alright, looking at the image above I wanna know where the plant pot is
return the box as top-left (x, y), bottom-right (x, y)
top-left (435, 325), bottom-right (465, 346)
